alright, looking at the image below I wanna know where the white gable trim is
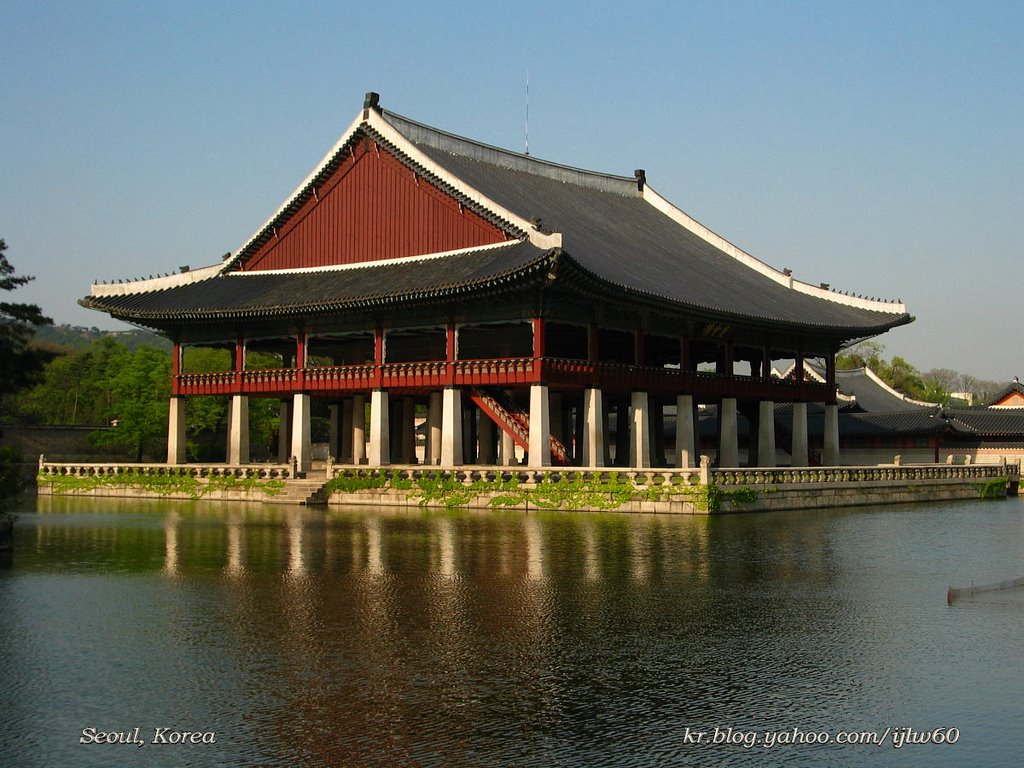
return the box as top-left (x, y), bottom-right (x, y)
top-left (90, 263), bottom-right (222, 297)
top-left (229, 240), bottom-right (518, 277)
top-left (365, 109), bottom-right (562, 251)
top-left (221, 112), bottom-right (368, 272)
top-left (220, 108), bottom-right (561, 275)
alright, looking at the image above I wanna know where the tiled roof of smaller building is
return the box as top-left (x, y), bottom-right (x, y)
top-left (834, 368), bottom-right (934, 413)
top-left (945, 408), bottom-right (1024, 437)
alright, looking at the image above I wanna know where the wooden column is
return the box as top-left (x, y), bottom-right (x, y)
top-left (295, 333), bottom-right (306, 390)
top-left (373, 327), bottom-right (383, 388)
top-left (445, 324), bottom-right (456, 385)
top-left (171, 342), bottom-right (182, 395)
top-left (532, 317), bottom-right (545, 359)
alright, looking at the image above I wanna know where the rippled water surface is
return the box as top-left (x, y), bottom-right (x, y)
top-left (2, 494), bottom-right (1023, 767)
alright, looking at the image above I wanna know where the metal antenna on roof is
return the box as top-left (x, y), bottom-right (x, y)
top-left (525, 69), bottom-right (530, 156)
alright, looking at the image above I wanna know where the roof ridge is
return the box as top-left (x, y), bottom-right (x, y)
top-left (380, 109), bottom-right (640, 195)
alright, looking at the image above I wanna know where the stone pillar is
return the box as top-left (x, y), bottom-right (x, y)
top-left (426, 391), bottom-right (442, 465)
top-left (339, 398), bottom-right (354, 463)
top-left (582, 387), bottom-right (605, 467)
top-left (791, 402), bottom-right (809, 467)
top-left (368, 389), bottom-right (390, 466)
top-left (351, 393), bottom-right (366, 464)
top-left (629, 391), bottom-right (651, 468)
top-left (603, 402), bottom-right (613, 466)
top-left (614, 403), bottom-right (630, 466)
top-left (277, 399), bottom-right (292, 464)
top-left (651, 400), bottom-right (666, 467)
top-left (528, 383), bottom-right (551, 468)
top-left (498, 430), bottom-right (517, 466)
top-left (329, 403), bottom-right (340, 461)
top-left (462, 406), bottom-right (477, 464)
top-left (718, 397), bottom-right (739, 467)
top-left (572, 401), bottom-right (584, 465)
top-left (477, 413), bottom-right (496, 464)
top-left (291, 393), bottom-right (312, 474)
top-left (167, 396), bottom-right (186, 465)
top-left (757, 400), bottom-right (776, 467)
top-left (401, 397), bottom-right (416, 464)
top-left (228, 394), bottom-right (249, 465)
top-left (823, 403), bottom-right (840, 466)
top-left (549, 392), bottom-right (564, 450)
top-left (441, 387), bottom-right (463, 467)
top-left (675, 394), bottom-right (697, 468)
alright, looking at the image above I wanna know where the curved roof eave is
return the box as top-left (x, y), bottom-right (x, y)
top-left (79, 247), bottom-right (556, 327)
top-left (554, 251), bottom-right (913, 338)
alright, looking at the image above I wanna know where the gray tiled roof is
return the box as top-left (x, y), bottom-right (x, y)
top-left (393, 112), bottom-right (908, 334)
top-left (83, 101), bottom-right (913, 336)
top-left (835, 369), bottom-right (933, 412)
top-left (946, 409), bottom-right (1024, 436)
top-left (83, 242), bottom-right (548, 321)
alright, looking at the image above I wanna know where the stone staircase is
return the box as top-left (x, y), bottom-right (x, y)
top-left (271, 477), bottom-right (330, 506)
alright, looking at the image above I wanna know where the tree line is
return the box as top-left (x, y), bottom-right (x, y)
top-left (835, 341), bottom-right (1006, 406)
top-left (2, 339), bottom-right (285, 462)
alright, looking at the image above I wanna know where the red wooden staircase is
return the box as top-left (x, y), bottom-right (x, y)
top-left (469, 387), bottom-right (569, 465)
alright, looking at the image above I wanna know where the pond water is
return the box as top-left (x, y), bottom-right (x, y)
top-left (1, 494), bottom-right (1022, 767)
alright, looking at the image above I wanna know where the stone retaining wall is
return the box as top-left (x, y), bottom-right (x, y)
top-left (35, 459), bottom-right (1018, 514)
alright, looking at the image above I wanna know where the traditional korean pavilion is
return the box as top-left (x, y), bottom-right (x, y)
top-left (82, 92), bottom-right (912, 471)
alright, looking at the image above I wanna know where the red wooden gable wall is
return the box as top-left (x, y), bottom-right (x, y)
top-left (240, 137), bottom-right (508, 271)
top-left (994, 391), bottom-right (1024, 407)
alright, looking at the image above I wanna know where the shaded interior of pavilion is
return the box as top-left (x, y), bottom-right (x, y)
top-left (167, 318), bottom-right (841, 472)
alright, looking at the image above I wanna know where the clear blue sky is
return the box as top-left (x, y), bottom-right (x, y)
top-left (2, 1), bottom-right (1021, 380)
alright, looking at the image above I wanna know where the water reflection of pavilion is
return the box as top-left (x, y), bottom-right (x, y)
top-left (34, 497), bottom-right (836, 586)
top-left (28, 497), bottom-right (847, 765)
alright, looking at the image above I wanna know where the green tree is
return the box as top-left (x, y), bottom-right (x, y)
top-left (1, 239), bottom-right (53, 509)
top-left (14, 337), bottom-right (123, 425)
top-left (91, 345), bottom-right (172, 461)
top-left (886, 356), bottom-right (927, 400)
top-left (0, 239), bottom-right (54, 409)
top-left (836, 340), bottom-right (886, 371)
